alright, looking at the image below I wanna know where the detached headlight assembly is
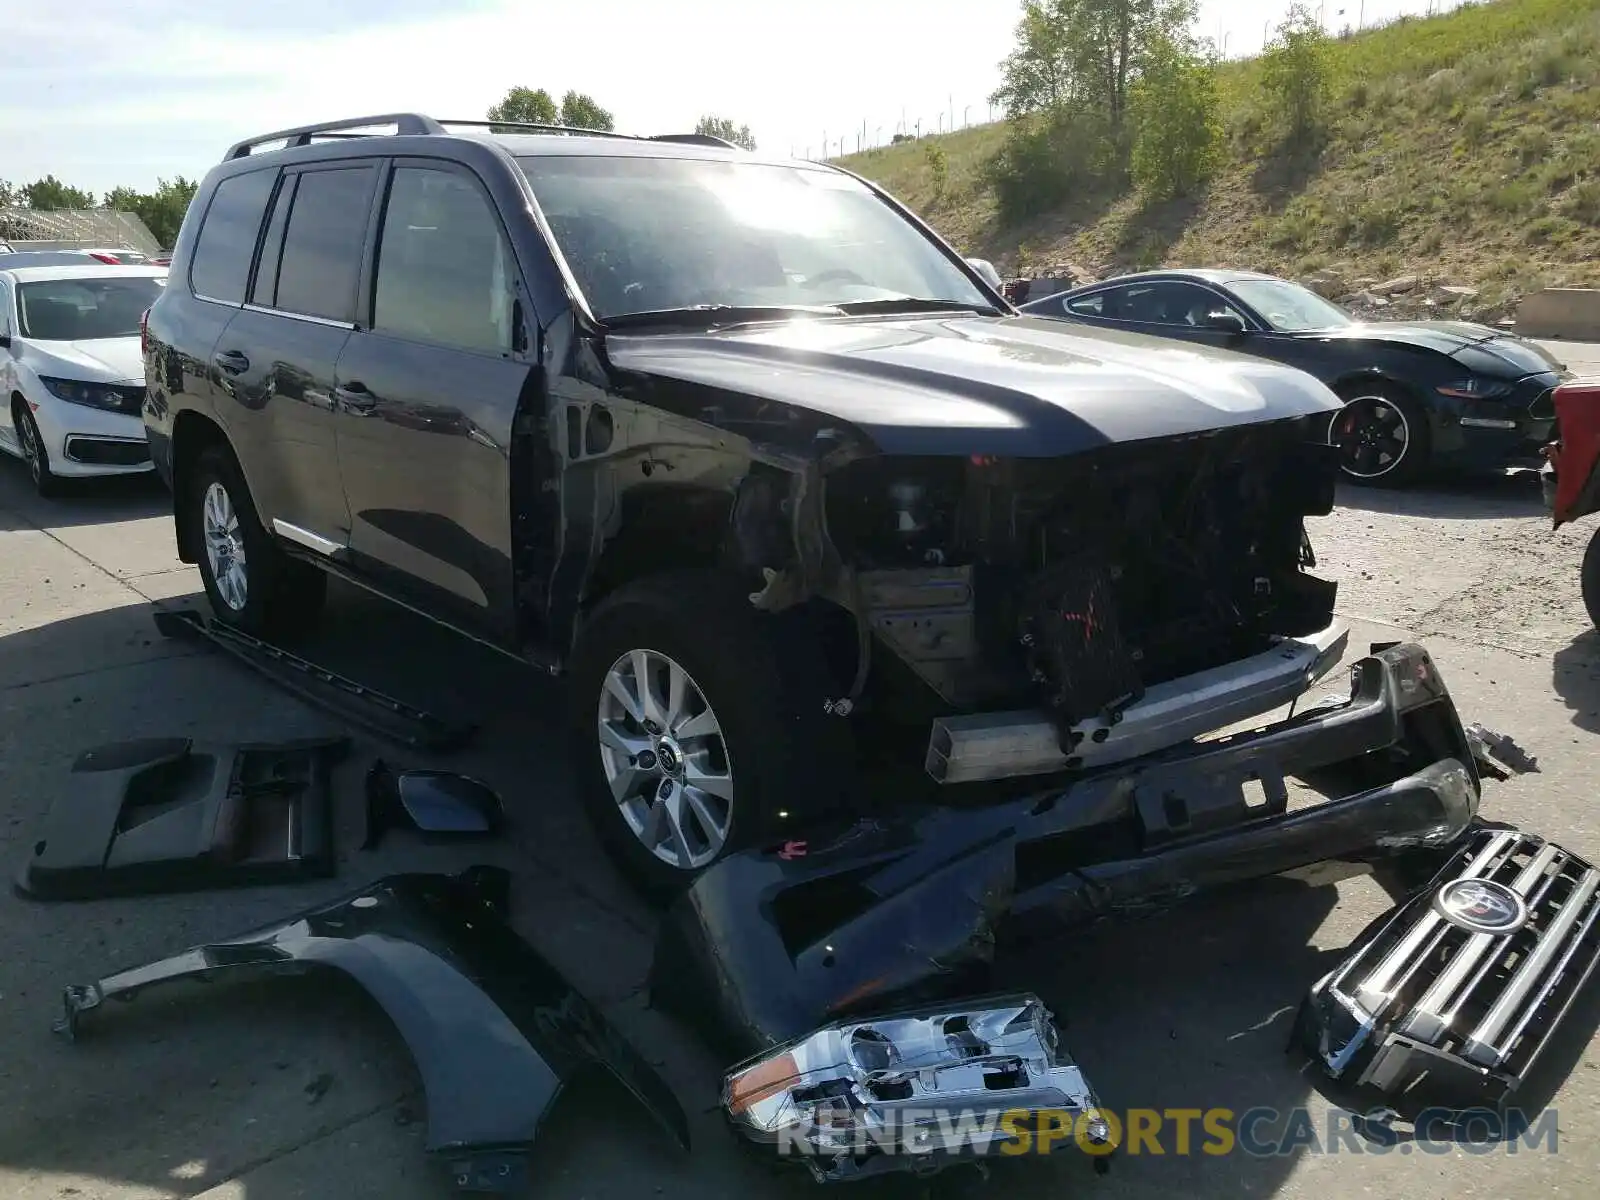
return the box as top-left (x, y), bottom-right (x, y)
top-left (39, 377), bottom-right (133, 411)
top-left (722, 993), bottom-right (1111, 1182)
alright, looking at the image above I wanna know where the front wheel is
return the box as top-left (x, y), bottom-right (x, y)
top-left (13, 400), bottom-right (63, 498)
top-left (568, 570), bottom-right (857, 898)
top-left (1582, 525), bottom-right (1600, 630)
top-left (1330, 384), bottom-right (1431, 487)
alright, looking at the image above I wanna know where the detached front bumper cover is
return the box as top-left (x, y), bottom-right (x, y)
top-left (724, 993), bottom-right (1111, 1182)
top-left (1296, 826), bottom-right (1600, 1112)
top-left (56, 866), bottom-right (690, 1192)
top-left (652, 642), bottom-right (1482, 1058)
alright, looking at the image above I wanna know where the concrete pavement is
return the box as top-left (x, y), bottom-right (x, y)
top-left (3, 355), bottom-right (1600, 1198)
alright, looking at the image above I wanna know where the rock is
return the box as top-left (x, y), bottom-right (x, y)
top-left (1376, 274), bottom-right (1420, 294)
top-left (1303, 270), bottom-right (1348, 298)
top-left (1434, 284), bottom-right (1480, 303)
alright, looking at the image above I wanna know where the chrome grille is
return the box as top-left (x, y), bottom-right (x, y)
top-left (1304, 827), bottom-right (1600, 1106)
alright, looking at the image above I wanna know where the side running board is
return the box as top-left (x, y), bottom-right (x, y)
top-left (153, 607), bottom-right (476, 754)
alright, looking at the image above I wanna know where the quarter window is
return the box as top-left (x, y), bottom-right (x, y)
top-left (189, 168), bottom-right (276, 305)
top-left (372, 167), bottom-right (514, 355)
top-left (273, 166), bottom-right (377, 323)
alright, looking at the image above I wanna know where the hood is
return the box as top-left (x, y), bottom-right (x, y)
top-left (605, 314), bottom-right (1342, 457)
top-left (1310, 321), bottom-right (1567, 375)
top-left (23, 335), bottom-right (143, 384)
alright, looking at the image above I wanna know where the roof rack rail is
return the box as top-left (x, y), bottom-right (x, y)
top-left (438, 119), bottom-right (634, 140)
top-left (649, 133), bottom-right (742, 149)
top-left (227, 113), bottom-right (446, 160)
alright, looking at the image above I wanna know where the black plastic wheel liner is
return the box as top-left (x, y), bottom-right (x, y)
top-left (56, 866), bottom-right (690, 1193)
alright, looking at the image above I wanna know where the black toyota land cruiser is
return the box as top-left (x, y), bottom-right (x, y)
top-left (144, 112), bottom-right (1359, 893)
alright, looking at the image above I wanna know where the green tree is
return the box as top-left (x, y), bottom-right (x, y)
top-left (558, 91), bottom-right (614, 131)
top-left (0, 179), bottom-right (17, 208)
top-left (1260, 3), bottom-right (1332, 140)
top-left (104, 177), bottom-right (199, 247)
top-left (1130, 36), bottom-right (1222, 200)
top-left (23, 174), bottom-right (96, 210)
top-left (487, 86), bottom-right (560, 126)
top-left (924, 141), bottom-right (949, 197)
top-left (991, 0), bottom-right (1197, 128)
top-left (694, 114), bottom-right (756, 150)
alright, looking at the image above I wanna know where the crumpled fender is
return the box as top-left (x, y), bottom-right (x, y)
top-left (56, 867), bottom-right (689, 1193)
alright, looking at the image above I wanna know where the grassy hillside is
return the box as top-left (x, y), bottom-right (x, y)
top-left (837, 0), bottom-right (1600, 315)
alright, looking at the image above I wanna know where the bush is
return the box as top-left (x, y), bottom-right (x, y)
top-left (1130, 39), bottom-right (1223, 201)
top-left (924, 142), bottom-right (949, 197)
top-left (990, 110), bottom-right (1123, 223)
top-left (1260, 4), bottom-right (1333, 141)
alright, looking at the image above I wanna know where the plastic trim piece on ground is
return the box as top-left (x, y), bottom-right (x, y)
top-left (54, 866), bottom-right (691, 1193)
top-left (15, 736), bottom-right (347, 901)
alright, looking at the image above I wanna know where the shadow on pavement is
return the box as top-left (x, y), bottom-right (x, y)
top-left (1334, 472), bottom-right (1545, 522)
top-left (1551, 629), bottom-right (1600, 734)
top-left (0, 460), bottom-right (170, 529)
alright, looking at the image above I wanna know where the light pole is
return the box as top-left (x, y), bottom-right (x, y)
top-left (874, 125), bottom-right (882, 146)
top-left (964, 105), bottom-right (971, 127)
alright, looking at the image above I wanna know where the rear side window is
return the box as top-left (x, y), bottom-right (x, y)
top-left (272, 166), bottom-right (377, 324)
top-left (189, 168), bottom-right (276, 304)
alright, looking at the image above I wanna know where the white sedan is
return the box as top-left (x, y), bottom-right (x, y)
top-left (0, 264), bottom-right (166, 496)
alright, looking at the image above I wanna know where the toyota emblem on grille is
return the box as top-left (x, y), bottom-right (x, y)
top-left (1434, 878), bottom-right (1528, 935)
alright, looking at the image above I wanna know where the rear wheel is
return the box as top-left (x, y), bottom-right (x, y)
top-left (1582, 526), bottom-right (1600, 630)
top-left (13, 399), bottom-right (63, 498)
top-left (1330, 384), bottom-right (1431, 487)
top-left (190, 445), bottom-right (326, 639)
top-left (568, 570), bottom-right (858, 898)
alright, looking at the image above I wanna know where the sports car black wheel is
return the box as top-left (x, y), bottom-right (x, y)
top-left (1581, 525), bottom-right (1600, 631)
top-left (1330, 385), bottom-right (1430, 487)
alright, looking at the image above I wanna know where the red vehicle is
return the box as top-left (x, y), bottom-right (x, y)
top-left (1543, 379), bottom-right (1600, 627)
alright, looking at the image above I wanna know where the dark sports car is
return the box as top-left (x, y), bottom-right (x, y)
top-left (1019, 268), bottom-right (1571, 485)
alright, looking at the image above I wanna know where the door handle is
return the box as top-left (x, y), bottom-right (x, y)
top-left (213, 350), bottom-right (249, 375)
top-left (334, 382), bottom-right (377, 414)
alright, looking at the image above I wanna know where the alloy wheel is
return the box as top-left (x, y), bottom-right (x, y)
top-left (18, 410), bottom-right (42, 487)
top-left (202, 481), bottom-right (250, 612)
top-left (1332, 395), bottom-right (1410, 480)
top-left (597, 648), bottom-right (735, 870)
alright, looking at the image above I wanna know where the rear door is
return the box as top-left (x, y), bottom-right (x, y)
top-left (213, 161), bottom-right (379, 548)
top-left (332, 158), bottom-right (533, 640)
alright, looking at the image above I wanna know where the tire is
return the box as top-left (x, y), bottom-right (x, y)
top-left (189, 444), bottom-right (327, 639)
top-left (1582, 525), bottom-right (1600, 631)
top-left (13, 399), bottom-right (64, 498)
top-left (1330, 383), bottom-right (1431, 488)
top-left (567, 570), bottom-right (858, 898)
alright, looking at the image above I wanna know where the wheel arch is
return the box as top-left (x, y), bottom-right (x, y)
top-left (170, 411), bottom-right (232, 564)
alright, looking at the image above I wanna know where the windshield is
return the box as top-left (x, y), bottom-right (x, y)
top-left (17, 275), bottom-right (165, 340)
top-left (516, 154), bottom-right (992, 321)
top-left (1227, 278), bottom-right (1353, 332)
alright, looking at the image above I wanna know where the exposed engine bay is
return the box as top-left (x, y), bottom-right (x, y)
top-left (807, 417), bottom-right (1340, 739)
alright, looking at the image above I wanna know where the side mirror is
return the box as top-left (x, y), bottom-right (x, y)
top-left (965, 257), bottom-right (1002, 288)
top-left (1206, 311), bottom-right (1247, 335)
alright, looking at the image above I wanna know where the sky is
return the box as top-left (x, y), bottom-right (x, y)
top-left (0, 0), bottom-right (1466, 200)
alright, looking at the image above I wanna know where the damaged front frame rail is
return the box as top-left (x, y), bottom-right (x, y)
top-left (651, 642), bottom-right (1483, 1057)
top-left (56, 867), bottom-right (689, 1192)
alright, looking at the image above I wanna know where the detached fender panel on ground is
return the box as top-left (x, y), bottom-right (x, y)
top-left (55, 866), bottom-right (690, 1192)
